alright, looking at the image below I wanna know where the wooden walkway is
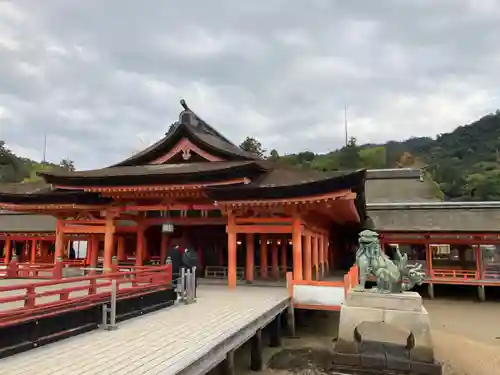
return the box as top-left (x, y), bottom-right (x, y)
top-left (0, 285), bottom-right (290, 375)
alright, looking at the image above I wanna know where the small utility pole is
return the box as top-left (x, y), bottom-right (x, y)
top-left (344, 104), bottom-right (348, 146)
top-left (42, 133), bottom-right (47, 163)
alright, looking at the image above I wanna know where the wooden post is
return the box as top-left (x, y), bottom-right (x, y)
top-left (281, 239), bottom-right (287, 276)
top-left (250, 329), bottom-right (263, 371)
top-left (160, 233), bottom-right (168, 264)
top-left (245, 233), bottom-right (254, 282)
top-left (117, 236), bottom-right (126, 261)
top-left (303, 234), bottom-right (312, 281)
top-left (312, 235), bottom-right (319, 280)
top-left (319, 234), bottom-right (325, 277)
top-left (324, 235), bottom-right (330, 273)
top-left (103, 213), bottom-right (115, 270)
top-left (221, 350), bottom-right (235, 375)
top-left (55, 218), bottom-right (65, 261)
top-left (90, 235), bottom-right (99, 268)
top-left (475, 244), bottom-right (482, 279)
top-left (3, 239), bottom-right (11, 264)
top-left (271, 240), bottom-right (279, 278)
top-left (425, 239), bottom-right (432, 277)
top-left (292, 215), bottom-right (303, 280)
top-left (135, 222), bottom-right (145, 267)
top-left (30, 239), bottom-right (37, 263)
top-left (269, 314), bottom-right (282, 347)
top-left (260, 235), bottom-right (268, 279)
top-left (227, 211), bottom-right (237, 288)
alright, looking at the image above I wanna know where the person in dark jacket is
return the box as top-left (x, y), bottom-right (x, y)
top-left (182, 247), bottom-right (200, 295)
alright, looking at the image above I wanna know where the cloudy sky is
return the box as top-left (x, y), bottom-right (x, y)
top-left (0, 0), bottom-right (499, 170)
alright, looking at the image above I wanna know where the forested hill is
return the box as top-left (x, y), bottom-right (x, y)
top-left (2, 110), bottom-right (500, 201)
top-left (0, 141), bottom-right (75, 185)
top-left (242, 110), bottom-right (500, 202)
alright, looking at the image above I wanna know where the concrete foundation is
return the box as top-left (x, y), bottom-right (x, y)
top-left (334, 290), bottom-right (441, 374)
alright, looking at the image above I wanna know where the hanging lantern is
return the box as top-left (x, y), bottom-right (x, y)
top-left (162, 223), bottom-right (174, 233)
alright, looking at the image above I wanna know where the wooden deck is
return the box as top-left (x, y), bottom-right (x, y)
top-left (0, 285), bottom-right (290, 375)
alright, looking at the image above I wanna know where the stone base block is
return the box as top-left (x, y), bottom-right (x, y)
top-left (336, 290), bottom-right (435, 363)
top-left (411, 361), bottom-right (443, 375)
top-left (360, 352), bottom-right (386, 368)
top-left (386, 355), bottom-right (411, 371)
top-left (346, 290), bottom-right (423, 312)
top-left (332, 352), bottom-right (361, 366)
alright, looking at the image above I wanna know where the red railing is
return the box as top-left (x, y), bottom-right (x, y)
top-left (343, 265), bottom-right (359, 297)
top-left (1, 261), bottom-right (63, 279)
top-left (431, 269), bottom-right (478, 280)
top-left (0, 264), bottom-right (172, 327)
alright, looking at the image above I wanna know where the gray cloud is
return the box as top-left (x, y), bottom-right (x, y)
top-left (0, 0), bottom-right (499, 169)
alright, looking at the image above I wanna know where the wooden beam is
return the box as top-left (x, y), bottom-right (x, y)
top-left (144, 217), bottom-right (226, 226)
top-left (55, 178), bottom-right (250, 192)
top-left (235, 217), bottom-right (293, 224)
top-left (63, 226), bottom-right (108, 234)
top-left (232, 225), bottom-right (293, 234)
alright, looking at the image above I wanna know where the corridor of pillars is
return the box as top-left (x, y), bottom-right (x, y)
top-left (227, 229), bottom-right (331, 288)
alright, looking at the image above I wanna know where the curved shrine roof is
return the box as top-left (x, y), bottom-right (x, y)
top-left (112, 100), bottom-right (259, 166)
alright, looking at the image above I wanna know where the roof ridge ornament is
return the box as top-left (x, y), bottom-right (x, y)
top-left (179, 99), bottom-right (199, 127)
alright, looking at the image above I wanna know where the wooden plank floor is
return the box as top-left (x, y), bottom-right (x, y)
top-left (0, 285), bottom-right (290, 375)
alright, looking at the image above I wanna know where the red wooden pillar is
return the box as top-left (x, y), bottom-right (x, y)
top-left (280, 238), bottom-right (287, 276)
top-left (135, 222), bottom-right (145, 267)
top-left (245, 233), bottom-right (254, 282)
top-left (117, 236), bottom-right (126, 261)
top-left (55, 218), bottom-right (65, 261)
top-left (260, 235), bottom-right (268, 279)
top-left (3, 239), bottom-right (11, 264)
top-left (227, 211), bottom-right (237, 288)
top-left (318, 234), bottom-right (325, 277)
top-left (90, 235), bottom-right (99, 267)
top-left (30, 239), bottom-right (37, 263)
top-left (324, 235), bottom-right (330, 274)
top-left (312, 235), bottom-right (319, 280)
top-left (271, 240), bottom-right (279, 278)
top-left (103, 213), bottom-right (115, 270)
top-left (292, 215), bottom-right (303, 280)
top-left (303, 234), bottom-right (312, 281)
top-left (425, 238), bottom-right (432, 276)
top-left (475, 244), bottom-right (482, 279)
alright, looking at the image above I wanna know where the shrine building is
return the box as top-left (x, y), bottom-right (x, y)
top-left (0, 101), bottom-right (369, 288)
top-left (0, 101), bottom-right (499, 293)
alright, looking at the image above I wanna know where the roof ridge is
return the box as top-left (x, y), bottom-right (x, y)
top-left (180, 99), bottom-right (238, 147)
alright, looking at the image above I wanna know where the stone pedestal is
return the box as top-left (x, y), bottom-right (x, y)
top-left (334, 290), bottom-right (441, 375)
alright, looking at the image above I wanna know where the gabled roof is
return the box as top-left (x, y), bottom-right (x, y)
top-left (112, 100), bottom-right (259, 166)
top-left (365, 168), bottom-right (441, 203)
top-left (368, 202), bottom-right (500, 232)
top-left (0, 212), bottom-right (56, 233)
top-left (37, 161), bottom-right (267, 187)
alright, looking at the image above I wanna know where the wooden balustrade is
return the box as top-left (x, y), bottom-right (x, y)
top-left (431, 269), bottom-right (478, 279)
top-left (343, 264), bottom-right (359, 297)
top-left (0, 265), bottom-right (172, 327)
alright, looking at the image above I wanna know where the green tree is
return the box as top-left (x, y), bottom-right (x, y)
top-left (0, 141), bottom-right (26, 183)
top-left (359, 147), bottom-right (386, 169)
top-left (239, 136), bottom-right (266, 158)
top-left (59, 158), bottom-right (76, 171)
top-left (268, 149), bottom-right (279, 161)
top-left (338, 137), bottom-right (362, 169)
